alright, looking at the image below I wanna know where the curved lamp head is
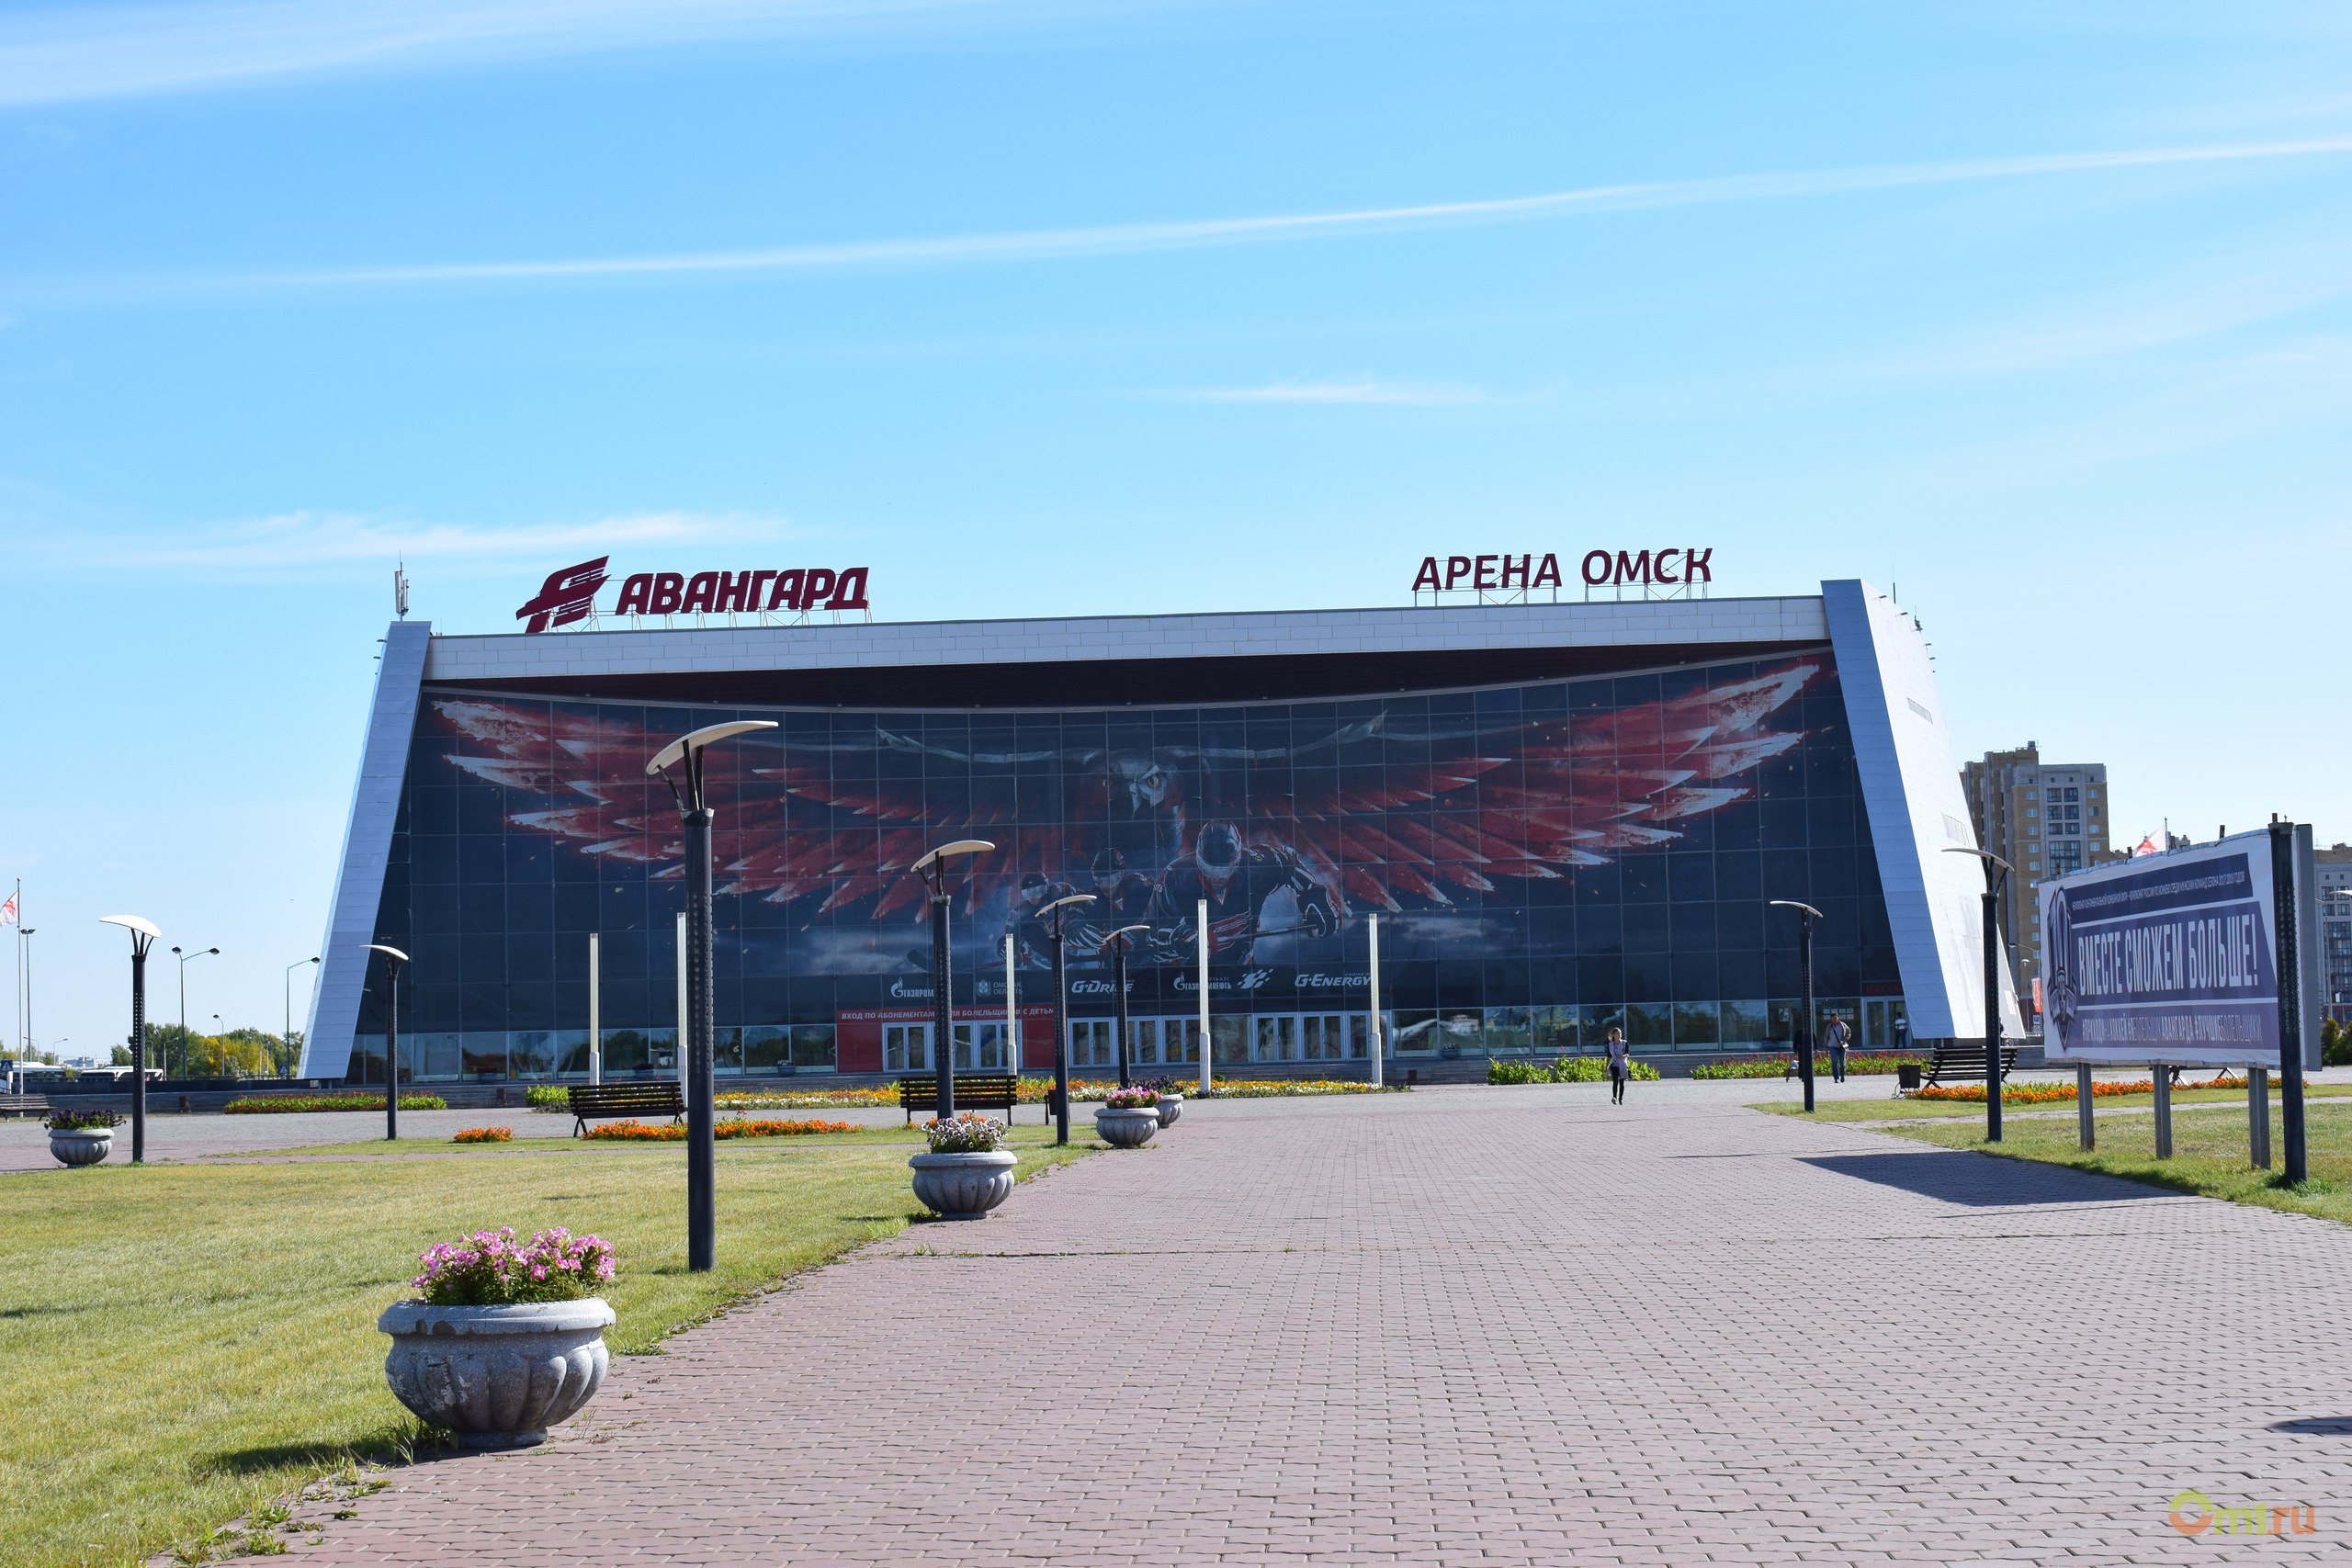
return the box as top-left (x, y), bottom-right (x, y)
top-left (1768, 899), bottom-right (1826, 921)
top-left (362, 943), bottom-right (411, 964)
top-left (100, 915), bottom-right (163, 941)
top-left (647, 720), bottom-right (779, 776)
top-left (1100, 922), bottom-right (1153, 948)
top-left (1041, 893), bottom-right (1097, 914)
top-left (911, 840), bottom-right (996, 873)
top-left (1942, 846), bottom-right (2013, 874)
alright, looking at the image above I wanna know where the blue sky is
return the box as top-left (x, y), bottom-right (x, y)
top-left (5, 0), bottom-right (2348, 1059)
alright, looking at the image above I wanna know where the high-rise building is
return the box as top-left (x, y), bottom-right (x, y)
top-left (1962, 744), bottom-right (2125, 1021)
top-left (2319, 842), bottom-right (2352, 1026)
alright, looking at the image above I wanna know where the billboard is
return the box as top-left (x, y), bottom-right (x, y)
top-left (2040, 829), bottom-right (2321, 1066)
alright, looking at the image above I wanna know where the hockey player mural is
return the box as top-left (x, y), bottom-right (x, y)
top-left (422, 657), bottom-right (1827, 983)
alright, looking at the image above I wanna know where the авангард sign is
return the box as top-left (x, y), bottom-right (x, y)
top-left (2040, 833), bottom-right (2312, 1066)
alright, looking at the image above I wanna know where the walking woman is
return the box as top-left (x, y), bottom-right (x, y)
top-left (1604, 1025), bottom-right (1631, 1106)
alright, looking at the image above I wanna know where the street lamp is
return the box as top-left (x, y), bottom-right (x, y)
top-left (362, 945), bottom-right (409, 1140)
top-left (1944, 847), bottom-right (2013, 1143)
top-left (16, 926), bottom-right (31, 1059)
top-left (911, 839), bottom-right (996, 1126)
top-left (98, 916), bottom-right (160, 1164)
top-left (648, 718), bottom-right (778, 1274)
top-left (285, 956), bottom-right (320, 1079)
top-left (171, 943), bottom-right (220, 1080)
top-left (1037, 893), bottom-right (1096, 1145)
top-left (1769, 901), bottom-right (1824, 1112)
top-left (1098, 924), bottom-right (1152, 1089)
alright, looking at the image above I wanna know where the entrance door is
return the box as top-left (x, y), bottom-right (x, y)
top-left (1252, 1015), bottom-right (1299, 1063)
top-left (884, 1023), bottom-right (932, 1073)
top-left (1299, 1013), bottom-right (1351, 1063)
top-left (1069, 1020), bottom-right (1115, 1070)
top-left (951, 1022), bottom-right (1008, 1071)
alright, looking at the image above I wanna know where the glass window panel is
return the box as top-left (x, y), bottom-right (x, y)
top-left (1671, 1002), bottom-right (1720, 1046)
top-left (1624, 1003), bottom-right (1672, 1049)
top-left (790, 1026), bottom-right (836, 1071)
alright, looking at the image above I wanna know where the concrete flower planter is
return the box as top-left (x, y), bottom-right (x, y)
top-left (909, 1150), bottom-right (1019, 1219)
top-left (1154, 1094), bottom-right (1183, 1126)
top-left (378, 1298), bottom-right (616, 1449)
top-left (49, 1129), bottom-right (113, 1168)
top-left (1093, 1106), bottom-right (1159, 1147)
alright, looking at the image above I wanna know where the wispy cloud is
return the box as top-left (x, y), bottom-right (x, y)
top-left (78, 509), bottom-right (793, 573)
top-left (1168, 376), bottom-right (1504, 406)
top-left (22, 134), bottom-right (2352, 308)
top-left (0, 0), bottom-right (1204, 108)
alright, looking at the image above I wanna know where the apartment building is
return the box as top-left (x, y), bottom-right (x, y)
top-left (1962, 744), bottom-right (2124, 1023)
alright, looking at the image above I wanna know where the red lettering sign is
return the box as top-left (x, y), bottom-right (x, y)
top-left (516, 562), bottom-right (875, 630)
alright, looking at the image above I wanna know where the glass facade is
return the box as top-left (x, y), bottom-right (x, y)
top-left (350, 651), bottom-right (1904, 1080)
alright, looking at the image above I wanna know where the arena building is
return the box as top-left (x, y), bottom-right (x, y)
top-left (299, 579), bottom-right (2021, 1085)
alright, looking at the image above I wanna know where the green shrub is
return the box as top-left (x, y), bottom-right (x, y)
top-left (1489, 1055), bottom-right (1659, 1084)
top-left (2324, 1019), bottom-right (2349, 1067)
top-left (526, 1084), bottom-right (570, 1109)
top-left (222, 1093), bottom-right (447, 1113)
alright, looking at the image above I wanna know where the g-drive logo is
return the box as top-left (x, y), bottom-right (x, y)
top-left (517, 558), bottom-right (873, 632)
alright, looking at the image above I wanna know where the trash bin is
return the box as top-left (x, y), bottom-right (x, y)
top-left (1897, 1063), bottom-right (1923, 1093)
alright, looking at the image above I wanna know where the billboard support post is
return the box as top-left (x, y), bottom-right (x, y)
top-left (2248, 1066), bottom-right (2271, 1169)
top-left (2153, 1066), bottom-right (2173, 1158)
top-left (2272, 819), bottom-right (2307, 1184)
top-left (2075, 1063), bottom-right (2094, 1152)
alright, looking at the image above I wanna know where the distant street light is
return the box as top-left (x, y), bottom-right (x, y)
top-left (362, 945), bottom-right (409, 1140)
top-left (98, 916), bottom-right (161, 1164)
top-left (1037, 894), bottom-right (1096, 1145)
top-left (285, 956), bottom-right (320, 1079)
top-left (648, 718), bottom-right (778, 1274)
top-left (171, 943), bottom-right (220, 1080)
top-left (911, 840), bottom-right (995, 1124)
top-left (17, 926), bottom-right (32, 1059)
top-left (1769, 901), bottom-right (1824, 1113)
top-left (1944, 847), bottom-right (2014, 1143)
top-left (1097, 925), bottom-right (1153, 1089)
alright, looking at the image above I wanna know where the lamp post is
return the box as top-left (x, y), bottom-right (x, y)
top-left (171, 943), bottom-right (219, 1079)
top-left (1769, 901), bottom-right (1824, 1112)
top-left (1099, 924), bottom-right (1152, 1088)
top-left (1944, 847), bottom-right (2013, 1143)
top-left (17, 926), bottom-right (31, 1059)
top-left (648, 719), bottom-right (780, 1274)
top-left (911, 839), bottom-right (996, 1125)
top-left (98, 916), bottom-right (160, 1164)
top-left (285, 956), bottom-right (319, 1079)
top-left (363, 945), bottom-right (408, 1140)
top-left (1037, 894), bottom-right (1095, 1145)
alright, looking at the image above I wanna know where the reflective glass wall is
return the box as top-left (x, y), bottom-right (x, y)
top-left (351, 652), bottom-right (1903, 1079)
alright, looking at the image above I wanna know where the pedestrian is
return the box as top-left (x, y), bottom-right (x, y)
top-left (1892, 1011), bottom-right (1909, 1054)
top-left (1826, 1014), bottom-right (1851, 1083)
top-left (1604, 1026), bottom-right (1631, 1106)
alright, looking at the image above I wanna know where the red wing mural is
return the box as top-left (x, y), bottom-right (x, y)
top-left (426, 659), bottom-right (1823, 967)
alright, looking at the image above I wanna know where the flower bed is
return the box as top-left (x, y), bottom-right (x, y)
top-left (411, 1225), bottom-right (615, 1306)
top-left (923, 1113), bottom-right (1009, 1153)
top-left (581, 1116), bottom-right (858, 1142)
top-left (1916, 1073), bottom-right (2238, 1106)
top-left (1690, 1053), bottom-right (1929, 1080)
top-left (451, 1126), bottom-right (513, 1144)
top-left (524, 1077), bottom-right (1396, 1110)
top-left (225, 1093), bottom-right (447, 1113)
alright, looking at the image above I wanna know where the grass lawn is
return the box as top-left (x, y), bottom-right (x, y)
top-left (0, 1123), bottom-right (1091, 1568)
top-left (1751, 1080), bottom-right (2352, 1122)
top-left (1859, 1096), bottom-right (2352, 1226)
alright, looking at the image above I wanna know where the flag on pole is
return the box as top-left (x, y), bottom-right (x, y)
top-left (2133, 835), bottom-right (2160, 858)
top-left (0, 890), bottom-right (17, 927)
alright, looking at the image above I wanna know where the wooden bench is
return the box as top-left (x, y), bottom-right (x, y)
top-left (1920, 1043), bottom-right (2021, 1089)
top-left (565, 1081), bottom-right (686, 1137)
top-left (897, 1074), bottom-right (1021, 1125)
top-left (0, 1093), bottom-right (49, 1120)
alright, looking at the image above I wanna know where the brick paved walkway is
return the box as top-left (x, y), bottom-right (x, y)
top-left (225, 1084), bottom-right (2352, 1563)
